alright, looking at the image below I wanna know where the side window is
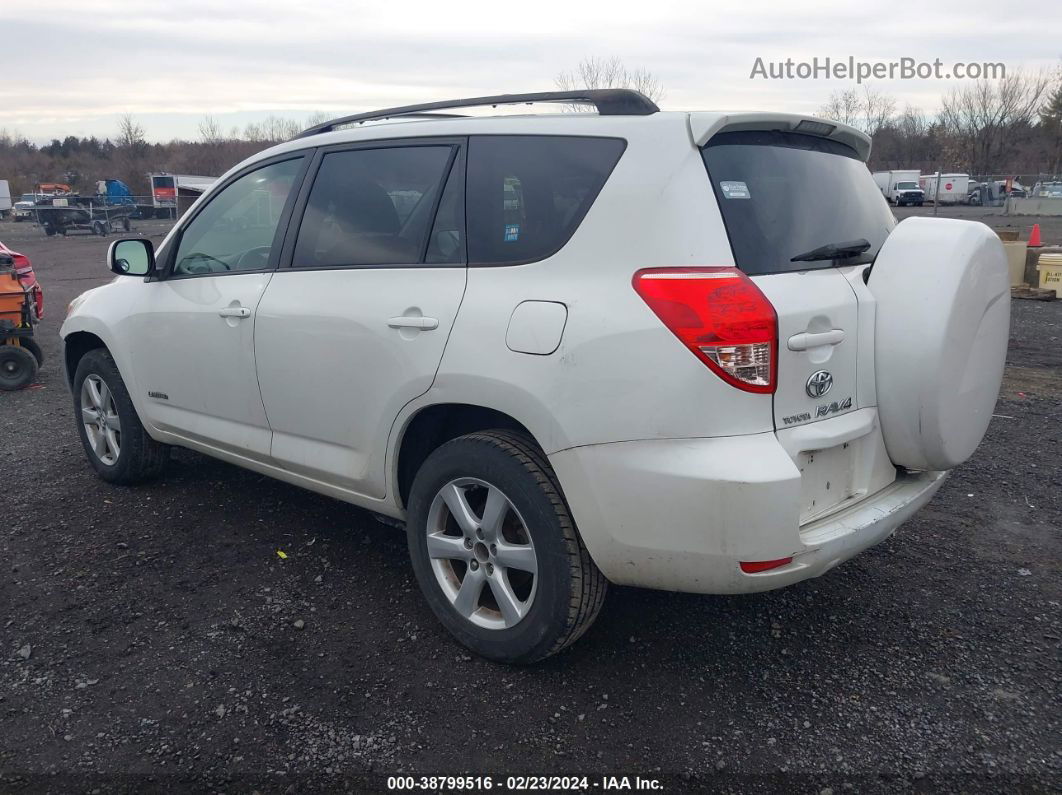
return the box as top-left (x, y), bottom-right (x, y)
top-left (173, 158), bottom-right (303, 276)
top-left (293, 145), bottom-right (456, 268)
top-left (466, 135), bottom-right (626, 265)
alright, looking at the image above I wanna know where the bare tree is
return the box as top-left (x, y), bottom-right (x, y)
top-left (197, 115), bottom-right (225, 144)
top-left (113, 114), bottom-right (150, 192)
top-left (243, 115), bottom-right (302, 143)
top-left (818, 85), bottom-right (896, 137)
top-left (188, 115), bottom-right (230, 175)
top-left (817, 88), bottom-right (862, 128)
top-left (555, 56), bottom-right (665, 110)
top-left (116, 114), bottom-right (147, 151)
top-left (862, 85), bottom-right (896, 138)
top-left (1039, 63), bottom-right (1062, 176)
top-left (896, 105), bottom-right (929, 140)
top-left (939, 68), bottom-right (1053, 174)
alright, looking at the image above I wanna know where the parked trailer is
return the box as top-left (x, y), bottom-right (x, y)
top-left (32, 196), bottom-right (135, 237)
top-left (0, 180), bottom-right (11, 220)
top-left (96, 179), bottom-right (156, 219)
top-left (149, 173), bottom-right (217, 218)
top-left (872, 170), bottom-right (924, 205)
top-left (920, 173), bottom-right (970, 205)
top-left (11, 184), bottom-right (72, 222)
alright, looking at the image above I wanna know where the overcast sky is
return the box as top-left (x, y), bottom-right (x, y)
top-left (2, 0), bottom-right (1059, 143)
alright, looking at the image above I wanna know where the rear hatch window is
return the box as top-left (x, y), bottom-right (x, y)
top-left (701, 130), bottom-right (894, 275)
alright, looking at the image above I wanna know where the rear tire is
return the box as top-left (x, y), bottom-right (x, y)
top-left (72, 348), bottom-right (169, 484)
top-left (406, 430), bottom-right (607, 664)
top-left (0, 344), bottom-right (38, 390)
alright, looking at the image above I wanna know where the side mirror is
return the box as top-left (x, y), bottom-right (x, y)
top-left (108, 238), bottom-right (155, 276)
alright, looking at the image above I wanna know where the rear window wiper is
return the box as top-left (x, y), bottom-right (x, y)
top-left (790, 238), bottom-right (871, 263)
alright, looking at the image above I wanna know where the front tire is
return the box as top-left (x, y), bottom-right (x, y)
top-left (406, 430), bottom-right (607, 664)
top-left (72, 348), bottom-right (169, 484)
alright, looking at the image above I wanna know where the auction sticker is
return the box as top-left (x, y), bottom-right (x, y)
top-left (719, 180), bottom-right (750, 199)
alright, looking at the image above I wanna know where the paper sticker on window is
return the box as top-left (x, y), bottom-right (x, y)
top-left (503, 224), bottom-right (520, 242)
top-left (719, 181), bottom-right (750, 199)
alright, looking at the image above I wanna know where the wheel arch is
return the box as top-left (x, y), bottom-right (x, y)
top-left (394, 403), bottom-right (538, 509)
top-left (63, 330), bottom-right (108, 389)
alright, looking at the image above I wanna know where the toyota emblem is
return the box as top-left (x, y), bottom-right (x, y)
top-left (806, 370), bottom-right (833, 398)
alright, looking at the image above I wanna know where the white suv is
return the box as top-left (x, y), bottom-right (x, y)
top-left (61, 90), bottom-right (1010, 663)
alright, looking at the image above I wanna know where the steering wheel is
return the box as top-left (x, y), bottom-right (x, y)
top-left (178, 251), bottom-right (230, 274)
top-left (234, 246), bottom-right (272, 271)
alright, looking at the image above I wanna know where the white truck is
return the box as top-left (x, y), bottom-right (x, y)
top-left (920, 173), bottom-right (970, 205)
top-left (872, 170), bottom-right (924, 206)
top-left (0, 180), bottom-right (11, 219)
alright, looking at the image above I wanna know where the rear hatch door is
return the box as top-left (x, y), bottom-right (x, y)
top-left (701, 130), bottom-right (897, 520)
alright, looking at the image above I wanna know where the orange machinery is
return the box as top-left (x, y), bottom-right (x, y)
top-left (0, 253), bottom-right (40, 390)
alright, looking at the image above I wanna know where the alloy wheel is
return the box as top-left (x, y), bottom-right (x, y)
top-left (425, 478), bottom-right (538, 630)
top-left (80, 374), bottom-right (121, 465)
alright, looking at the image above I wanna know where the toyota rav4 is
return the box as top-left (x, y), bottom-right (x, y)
top-left (61, 90), bottom-right (1010, 663)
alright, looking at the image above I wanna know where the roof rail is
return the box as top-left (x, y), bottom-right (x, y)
top-left (295, 89), bottom-right (659, 139)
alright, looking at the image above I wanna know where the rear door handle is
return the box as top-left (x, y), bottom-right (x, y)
top-left (218, 306), bottom-right (251, 319)
top-left (388, 316), bottom-right (439, 331)
top-left (788, 329), bottom-right (845, 351)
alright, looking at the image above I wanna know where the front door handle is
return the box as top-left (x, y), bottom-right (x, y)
top-left (218, 306), bottom-right (251, 319)
top-left (788, 329), bottom-right (845, 351)
top-left (388, 316), bottom-right (439, 331)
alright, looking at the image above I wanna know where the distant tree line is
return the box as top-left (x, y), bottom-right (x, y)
top-left (3, 62), bottom-right (1061, 198)
top-left (818, 67), bottom-right (1062, 178)
top-left (0, 112), bottom-right (329, 198)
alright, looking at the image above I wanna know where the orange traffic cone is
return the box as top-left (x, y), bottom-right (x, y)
top-left (1028, 223), bottom-right (1043, 247)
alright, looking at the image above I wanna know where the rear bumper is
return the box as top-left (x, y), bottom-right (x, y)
top-left (549, 430), bottom-right (946, 595)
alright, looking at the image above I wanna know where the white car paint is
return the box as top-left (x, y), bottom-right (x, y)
top-left (254, 267), bottom-right (467, 499)
top-left (62, 108), bottom-right (1009, 595)
top-left (126, 272), bottom-right (276, 459)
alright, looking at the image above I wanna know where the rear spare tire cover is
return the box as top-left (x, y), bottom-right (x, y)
top-left (869, 217), bottom-right (1010, 471)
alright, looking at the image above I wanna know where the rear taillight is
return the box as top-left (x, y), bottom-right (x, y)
top-left (632, 267), bottom-right (777, 393)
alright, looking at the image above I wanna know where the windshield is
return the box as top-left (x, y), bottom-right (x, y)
top-left (19, 194), bottom-right (34, 202)
top-left (896, 181), bottom-right (918, 189)
top-left (702, 130), bottom-right (895, 275)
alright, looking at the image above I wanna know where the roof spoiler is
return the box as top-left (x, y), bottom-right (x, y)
top-left (689, 112), bottom-right (872, 161)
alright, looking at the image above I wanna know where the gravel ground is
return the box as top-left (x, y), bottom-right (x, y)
top-left (0, 211), bottom-right (1059, 793)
